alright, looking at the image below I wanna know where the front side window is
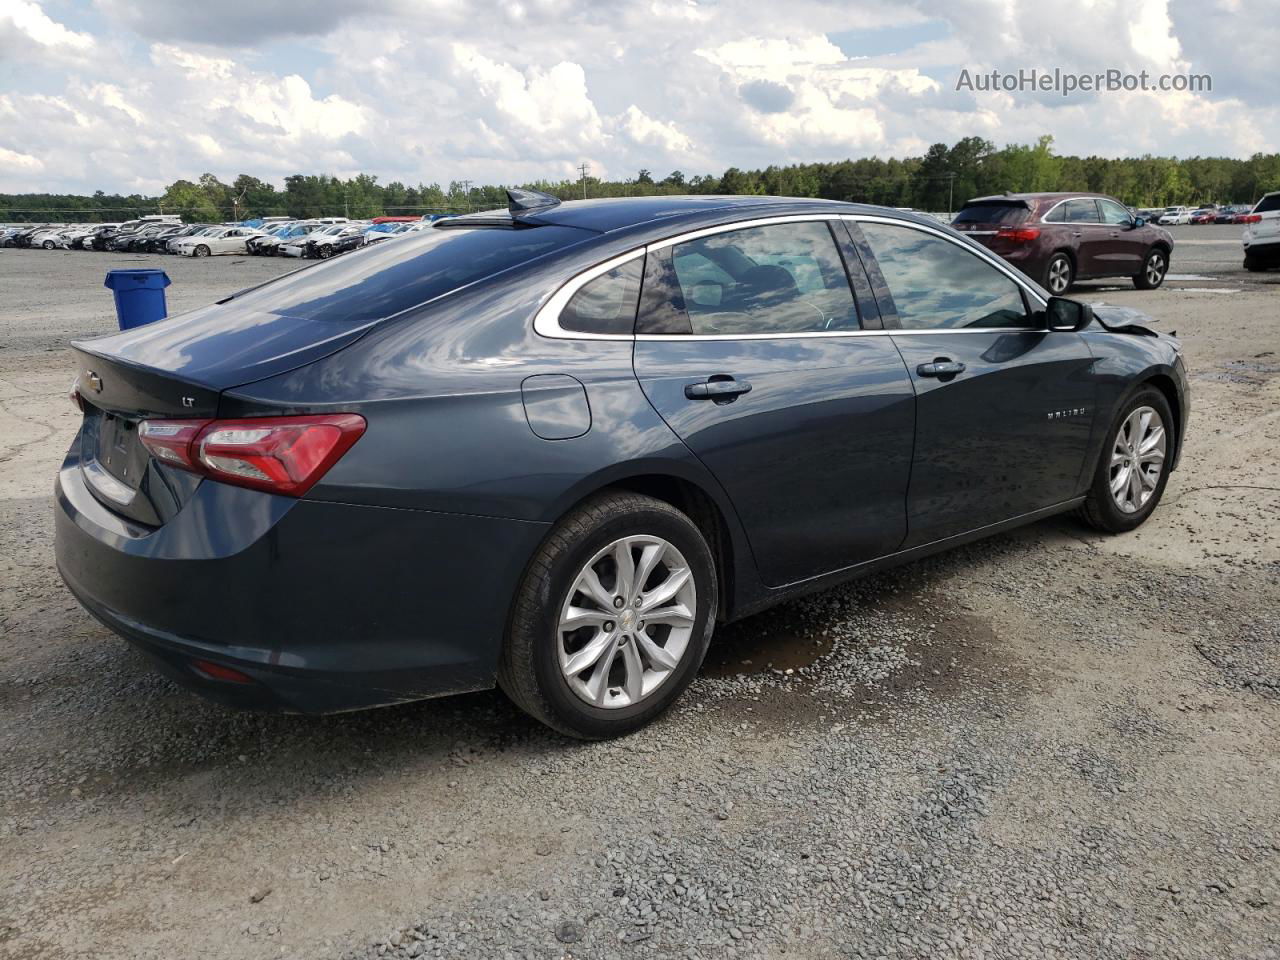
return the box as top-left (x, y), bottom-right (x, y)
top-left (638, 221), bottom-right (859, 336)
top-left (559, 258), bottom-right (643, 335)
top-left (1099, 200), bottom-right (1133, 225)
top-left (859, 222), bottom-right (1030, 330)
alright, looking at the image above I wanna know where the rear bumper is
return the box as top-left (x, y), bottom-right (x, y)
top-left (54, 441), bottom-right (549, 713)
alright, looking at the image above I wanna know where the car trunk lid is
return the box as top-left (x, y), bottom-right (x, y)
top-left (70, 303), bottom-right (378, 526)
top-left (950, 199), bottom-right (1034, 254)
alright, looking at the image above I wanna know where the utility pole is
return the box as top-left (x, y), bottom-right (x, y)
top-left (460, 179), bottom-right (472, 212)
top-left (948, 172), bottom-right (955, 216)
top-left (343, 190), bottom-right (350, 219)
top-left (232, 186), bottom-right (247, 223)
top-left (578, 163), bottom-right (589, 200)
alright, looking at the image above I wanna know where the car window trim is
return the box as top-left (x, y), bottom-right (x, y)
top-left (534, 213), bottom-right (1048, 342)
top-left (1041, 197), bottom-right (1115, 226)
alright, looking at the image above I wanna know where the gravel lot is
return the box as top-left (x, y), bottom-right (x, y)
top-left (2, 226), bottom-right (1278, 960)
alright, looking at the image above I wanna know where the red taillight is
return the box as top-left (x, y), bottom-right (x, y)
top-left (138, 413), bottom-right (366, 497)
top-left (70, 384), bottom-right (83, 413)
top-left (191, 659), bottom-right (254, 684)
top-left (1241, 214), bottom-right (1262, 224)
top-left (995, 226), bottom-right (1041, 243)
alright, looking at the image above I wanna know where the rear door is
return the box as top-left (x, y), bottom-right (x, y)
top-left (1046, 198), bottom-right (1105, 277)
top-left (852, 217), bottom-right (1099, 547)
top-left (632, 218), bottom-right (916, 587)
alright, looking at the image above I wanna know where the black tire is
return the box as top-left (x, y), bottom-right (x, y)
top-left (1133, 247), bottom-right (1168, 289)
top-left (498, 491), bottom-right (718, 740)
top-left (194, 244), bottom-right (210, 258)
top-left (1043, 252), bottom-right (1073, 295)
top-left (1078, 386), bottom-right (1175, 533)
top-left (1244, 254), bottom-right (1266, 272)
top-left (42, 240), bottom-right (55, 250)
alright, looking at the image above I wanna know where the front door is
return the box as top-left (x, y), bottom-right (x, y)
top-left (632, 219), bottom-right (916, 587)
top-left (853, 219), bottom-right (1099, 548)
top-left (1094, 197), bottom-right (1147, 276)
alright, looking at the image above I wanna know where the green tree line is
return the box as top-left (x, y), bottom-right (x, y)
top-left (4, 136), bottom-right (1278, 223)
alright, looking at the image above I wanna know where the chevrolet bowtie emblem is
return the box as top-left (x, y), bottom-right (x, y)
top-left (86, 371), bottom-right (103, 393)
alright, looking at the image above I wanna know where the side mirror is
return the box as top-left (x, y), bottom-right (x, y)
top-left (1132, 216), bottom-right (1145, 228)
top-left (1043, 296), bottom-right (1093, 332)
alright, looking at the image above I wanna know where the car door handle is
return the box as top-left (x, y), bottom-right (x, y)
top-left (917, 360), bottom-right (966, 378)
top-left (685, 378), bottom-right (752, 401)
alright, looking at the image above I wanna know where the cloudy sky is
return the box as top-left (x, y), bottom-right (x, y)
top-left (1, 0), bottom-right (1276, 195)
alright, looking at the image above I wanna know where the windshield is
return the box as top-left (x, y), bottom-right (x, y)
top-left (225, 224), bottom-right (592, 325)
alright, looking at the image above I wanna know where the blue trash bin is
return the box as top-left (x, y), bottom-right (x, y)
top-left (104, 269), bottom-right (171, 330)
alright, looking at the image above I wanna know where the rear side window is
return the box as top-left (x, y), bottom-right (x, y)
top-left (1255, 194), bottom-right (1280, 214)
top-left (226, 224), bottom-right (592, 324)
top-left (860, 222), bottom-right (1030, 330)
top-left (1047, 199), bottom-right (1101, 223)
top-left (638, 221), bottom-right (860, 336)
top-left (952, 202), bottom-right (1029, 226)
top-left (559, 258), bottom-right (643, 335)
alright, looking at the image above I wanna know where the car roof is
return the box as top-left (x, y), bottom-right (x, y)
top-left (457, 194), bottom-right (943, 236)
top-left (963, 192), bottom-right (1119, 206)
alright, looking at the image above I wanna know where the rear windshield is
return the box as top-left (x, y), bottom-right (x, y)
top-left (1255, 195), bottom-right (1280, 214)
top-left (951, 202), bottom-right (1029, 226)
top-left (225, 223), bottom-right (592, 324)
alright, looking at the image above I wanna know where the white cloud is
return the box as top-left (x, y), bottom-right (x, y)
top-left (0, 0), bottom-right (1275, 196)
top-left (0, 0), bottom-right (93, 50)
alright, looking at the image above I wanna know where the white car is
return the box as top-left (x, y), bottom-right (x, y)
top-left (172, 226), bottom-right (263, 257)
top-left (1157, 206), bottom-right (1192, 225)
top-left (1242, 192), bottom-right (1280, 272)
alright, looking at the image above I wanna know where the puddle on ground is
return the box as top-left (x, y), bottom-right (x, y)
top-left (1167, 287), bottom-right (1241, 294)
top-left (1165, 273), bottom-right (1215, 281)
top-left (1195, 358), bottom-right (1280, 385)
top-left (702, 605), bottom-right (833, 677)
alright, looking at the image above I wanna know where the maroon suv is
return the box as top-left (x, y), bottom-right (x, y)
top-left (951, 193), bottom-right (1174, 294)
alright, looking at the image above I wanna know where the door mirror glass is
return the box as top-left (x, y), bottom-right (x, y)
top-left (1043, 296), bottom-right (1093, 332)
top-left (1132, 216), bottom-right (1145, 228)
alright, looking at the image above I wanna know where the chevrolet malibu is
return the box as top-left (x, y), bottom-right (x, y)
top-left (55, 192), bottom-right (1190, 739)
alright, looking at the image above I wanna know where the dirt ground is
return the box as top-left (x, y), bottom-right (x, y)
top-left (1, 229), bottom-right (1277, 960)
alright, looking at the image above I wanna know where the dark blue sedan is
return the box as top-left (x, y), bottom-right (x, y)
top-left (55, 192), bottom-right (1189, 738)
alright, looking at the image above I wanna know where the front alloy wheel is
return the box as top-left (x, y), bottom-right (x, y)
top-left (1109, 406), bottom-right (1166, 513)
top-left (557, 535), bottom-right (696, 709)
top-left (1079, 387), bottom-right (1174, 533)
top-left (1134, 249), bottom-right (1167, 289)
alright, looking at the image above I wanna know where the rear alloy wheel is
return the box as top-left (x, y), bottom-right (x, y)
top-left (1133, 248), bottom-right (1168, 289)
top-left (1044, 253), bottom-right (1073, 295)
top-left (43, 240), bottom-right (55, 250)
top-left (498, 491), bottom-right (717, 739)
top-left (1078, 387), bottom-right (1174, 533)
top-left (193, 244), bottom-right (210, 258)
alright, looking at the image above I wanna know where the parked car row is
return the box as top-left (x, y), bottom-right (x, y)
top-left (1134, 204), bottom-right (1256, 225)
top-left (1, 214), bottom-right (440, 259)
